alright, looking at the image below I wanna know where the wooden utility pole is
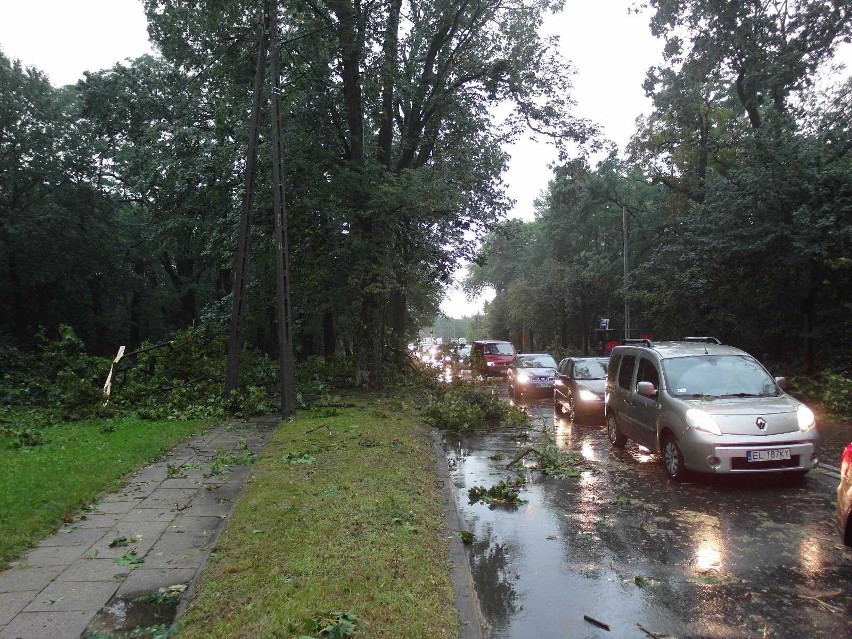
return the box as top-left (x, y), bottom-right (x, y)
top-left (224, 6), bottom-right (270, 394)
top-left (623, 204), bottom-right (630, 341)
top-left (225, 0), bottom-right (297, 417)
top-left (269, 0), bottom-right (297, 416)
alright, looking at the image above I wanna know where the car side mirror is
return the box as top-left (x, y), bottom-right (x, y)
top-left (775, 376), bottom-right (789, 391)
top-left (637, 381), bottom-right (658, 399)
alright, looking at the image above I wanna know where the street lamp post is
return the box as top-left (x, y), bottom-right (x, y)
top-left (623, 205), bottom-right (630, 341)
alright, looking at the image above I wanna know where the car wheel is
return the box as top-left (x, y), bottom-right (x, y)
top-left (606, 413), bottom-right (627, 447)
top-left (567, 396), bottom-right (577, 422)
top-left (662, 434), bottom-right (688, 482)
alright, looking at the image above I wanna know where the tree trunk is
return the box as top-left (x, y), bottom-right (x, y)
top-left (323, 309), bottom-right (336, 361)
top-left (88, 276), bottom-right (108, 356)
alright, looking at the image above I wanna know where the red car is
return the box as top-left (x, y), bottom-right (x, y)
top-left (838, 443), bottom-right (852, 546)
top-left (472, 340), bottom-right (516, 377)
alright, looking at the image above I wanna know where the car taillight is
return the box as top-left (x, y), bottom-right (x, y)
top-left (841, 444), bottom-right (852, 478)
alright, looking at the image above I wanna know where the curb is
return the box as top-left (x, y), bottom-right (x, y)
top-left (431, 429), bottom-right (487, 639)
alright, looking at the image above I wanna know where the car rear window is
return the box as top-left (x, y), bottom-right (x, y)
top-left (516, 355), bottom-right (557, 368)
top-left (573, 359), bottom-right (608, 379)
top-left (485, 342), bottom-right (515, 355)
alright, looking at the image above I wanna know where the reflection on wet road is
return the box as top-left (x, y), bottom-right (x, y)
top-left (444, 390), bottom-right (852, 639)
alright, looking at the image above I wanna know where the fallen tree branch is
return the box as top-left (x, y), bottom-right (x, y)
top-left (583, 614), bottom-right (610, 631)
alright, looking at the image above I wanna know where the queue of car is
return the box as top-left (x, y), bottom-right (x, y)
top-left (450, 336), bottom-right (849, 547)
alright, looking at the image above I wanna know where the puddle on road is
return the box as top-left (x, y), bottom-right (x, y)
top-left (444, 393), bottom-right (852, 639)
top-left (83, 586), bottom-right (185, 638)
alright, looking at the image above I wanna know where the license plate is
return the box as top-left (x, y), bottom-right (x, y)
top-left (747, 448), bottom-right (791, 462)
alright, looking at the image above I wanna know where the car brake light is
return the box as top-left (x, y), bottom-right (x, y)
top-left (841, 445), bottom-right (852, 478)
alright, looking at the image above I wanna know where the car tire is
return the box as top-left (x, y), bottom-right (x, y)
top-left (662, 434), bottom-right (688, 482)
top-left (567, 396), bottom-right (577, 423)
top-left (606, 413), bottom-right (627, 448)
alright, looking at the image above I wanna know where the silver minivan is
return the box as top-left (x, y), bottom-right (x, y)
top-left (605, 338), bottom-right (820, 481)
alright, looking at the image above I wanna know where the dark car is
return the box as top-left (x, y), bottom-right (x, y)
top-left (507, 353), bottom-right (557, 397)
top-left (472, 340), bottom-right (516, 377)
top-left (554, 357), bottom-right (609, 422)
top-left (838, 442), bottom-right (852, 546)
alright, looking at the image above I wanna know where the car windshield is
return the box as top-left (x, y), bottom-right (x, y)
top-left (458, 346), bottom-right (471, 357)
top-left (485, 343), bottom-right (514, 355)
top-left (662, 355), bottom-right (780, 398)
top-left (516, 355), bottom-right (557, 368)
top-left (573, 359), bottom-right (608, 379)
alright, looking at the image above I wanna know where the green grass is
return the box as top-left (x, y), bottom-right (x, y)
top-left (0, 416), bottom-right (206, 568)
top-left (176, 393), bottom-right (458, 639)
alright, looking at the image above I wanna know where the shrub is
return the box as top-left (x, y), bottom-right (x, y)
top-left (423, 382), bottom-right (528, 430)
top-left (817, 373), bottom-right (852, 418)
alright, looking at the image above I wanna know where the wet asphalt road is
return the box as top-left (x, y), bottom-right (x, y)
top-left (442, 387), bottom-right (852, 639)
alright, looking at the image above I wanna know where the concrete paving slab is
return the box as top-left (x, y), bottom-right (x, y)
top-left (168, 502), bottom-right (231, 519)
top-left (159, 477), bottom-right (205, 490)
top-left (115, 568), bottom-right (198, 598)
top-left (129, 466), bottom-right (171, 483)
top-left (121, 508), bottom-right (177, 523)
top-left (117, 481), bottom-right (160, 499)
top-left (18, 544), bottom-right (91, 567)
top-left (135, 488), bottom-right (198, 511)
top-left (0, 591), bottom-right (39, 624)
top-left (0, 610), bottom-right (93, 639)
top-left (23, 581), bottom-right (119, 612)
top-left (168, 515), bottom-right (225, 537)
top-left (69, 512), bottom-right (123, 529)
top-left (86, 520), bottom-right (171, 558)
top-left (0, 567), bottom-right (64, 594)
top-left (55, 559), bottom-right (130, 583)
top-left (38, 526), bottom-right (106, 549)
top-left (143, 547), bottom-right (208, 569)
top-left (89, 499), bottom-right (145, 515)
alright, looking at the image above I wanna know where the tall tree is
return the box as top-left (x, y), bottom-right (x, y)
top-left (142, 0), bottom-right (593, 386)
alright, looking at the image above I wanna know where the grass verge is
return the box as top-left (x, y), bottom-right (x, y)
top-left (0, 416), bottom-right (205, 568)
top-left (176, 392), bottom-right (458, 639)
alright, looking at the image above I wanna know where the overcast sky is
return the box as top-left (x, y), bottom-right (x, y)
top-left (0, 1), bottom-right (676, 318)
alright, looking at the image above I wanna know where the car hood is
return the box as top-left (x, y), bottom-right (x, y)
top-left (576, 379), bottom-right (606, 395)
top-left (517, 367), bottom-right (555, 377)
top-left (686, 395), bottom-right (803, 436)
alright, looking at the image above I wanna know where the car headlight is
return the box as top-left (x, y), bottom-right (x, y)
top-left (797, 404), bottom-right (815, 432)
top-left (516, 372), bottom-right (531, 383)
top-left (577, 389), bottom-right (599, 402)
top-left (686, 408), bottom-right (722, 436)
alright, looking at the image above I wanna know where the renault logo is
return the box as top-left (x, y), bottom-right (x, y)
top-left (756, 417), bottom-right (767, 430)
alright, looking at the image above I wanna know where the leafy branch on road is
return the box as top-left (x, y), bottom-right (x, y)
top-left (507, 421), bottom-right (592, 478)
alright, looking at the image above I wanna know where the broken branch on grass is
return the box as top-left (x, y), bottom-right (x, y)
top-left (636, 623), bottom-right (668, 638)
top-left (583, 614), bottom-right (610, 631)
top-left (506, 446), bottom-right (557, 469)
top-left (799, 589), bottom-right (844, 614)
top-left (304, 423), bottom-right (331, 434)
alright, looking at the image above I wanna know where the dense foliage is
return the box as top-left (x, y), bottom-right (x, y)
top-left (0, 0), bottom-right (590, 390)
top-left (2, 0), bottom-right (850, 395)
top-left (467, 1), bottom-right (852, 391)
top-left (0, 324), bottom-right (329, 450)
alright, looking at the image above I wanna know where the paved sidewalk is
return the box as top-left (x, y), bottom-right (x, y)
top-left (0, 417), bottom-right (279, 639)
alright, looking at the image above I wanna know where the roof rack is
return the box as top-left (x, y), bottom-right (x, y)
top-left (621, 338), bottom-right (654, 347)
top-left (681, 337), bottom-right (721, 344)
